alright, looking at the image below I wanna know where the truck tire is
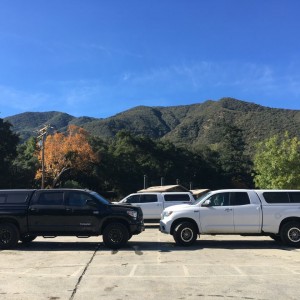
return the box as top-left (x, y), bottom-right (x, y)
top-left (20, 234), bottom-right (37, 243)
top-left (102, 223), bottom-right (129, 249)
top-left (173, 222), bottom-right (197, 246)
top-left (280, 222), bottom-right (300, 247)
top-left (0, 223), bottom-right (19, 249)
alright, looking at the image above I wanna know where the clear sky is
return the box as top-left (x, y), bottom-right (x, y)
top-left (0, 0), bottom-right (300, 118)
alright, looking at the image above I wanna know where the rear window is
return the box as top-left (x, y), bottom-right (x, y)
top-left (230, 192), bottom-right (250, 205)
top-left (37, 192), bottom-right (64, 205)
top-left (263, 192), bottom-right (289, 203)
top-left (164, 194), bottom-right (191, 202)
top-left (288, 192), bottom-right (300, 203)
top-left (0, 193), bottom-right (29, 204)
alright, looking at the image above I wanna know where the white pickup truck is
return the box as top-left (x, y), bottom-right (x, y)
top-left (160, 189), bottom-right (300, 247)
top-left (116, 192), bottom-right (195, 220)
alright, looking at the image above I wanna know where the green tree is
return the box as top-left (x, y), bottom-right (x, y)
top-left (12, 137), bottom-right (39, 188)
top-left (0, 118), bottom-right (19, 188)
top-left (209, 120), bottom-right (253, 188)
top-left (100, 131), bottom-right (219, 197)
top-left (107, 131), bottom-right (152, 195)
top-left (253, 132), bottom-right (300, 189)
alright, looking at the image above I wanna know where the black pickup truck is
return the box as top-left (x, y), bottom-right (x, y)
top-left (0, 189), bottom-right (144, 249)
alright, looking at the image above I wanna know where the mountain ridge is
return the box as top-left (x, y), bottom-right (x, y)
top-left (4, 98), bottom-right (300, 151)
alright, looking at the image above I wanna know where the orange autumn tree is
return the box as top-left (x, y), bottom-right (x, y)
top-left (35, 125), bottom-right (99, 187)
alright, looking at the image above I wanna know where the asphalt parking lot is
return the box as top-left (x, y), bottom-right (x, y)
top-left (0, 225), bottom-right (299, 300)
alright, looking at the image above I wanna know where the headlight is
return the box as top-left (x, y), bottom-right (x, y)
top-left (127, 210), bottom-right (137, 219)
top-left (162, 210), bottom-right (173, 219)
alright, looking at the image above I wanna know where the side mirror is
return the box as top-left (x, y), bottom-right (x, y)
top-left (201, 199), bottom-right (212, 207)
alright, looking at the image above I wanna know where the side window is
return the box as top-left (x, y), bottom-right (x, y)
top-left (209, 193), bottom-right (229, 206)
top-left (126, 195), bottom-right (140, 204)
top-left (0, 193), bottom-right (29, 204)
top-left (230, 192), bottom-right (250, 205)
top-left (164, 194), bottom-right (191, 202)
top-left (263, 192), bottom-right (289, 204)
top-left (288, 192), bottom-right (300, 203)
top-left (140, 195), bottom-right (158, 203)
top-left (0, 194), bottom-right (6, 203)
top-left (68, 192), bottom-right (92, 206)
top-left (7, 193), bottom-right (29, 203)
top-left (37, 192), bottom-right (64, 205)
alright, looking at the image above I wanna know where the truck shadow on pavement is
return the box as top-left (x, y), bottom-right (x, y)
top-left (123, 239), bottom-right (297, 253)
top-left (12, 238), bottom-right (297, 253)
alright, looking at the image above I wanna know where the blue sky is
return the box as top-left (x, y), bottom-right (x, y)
top-left (0, 0), bottom-right (300, 118)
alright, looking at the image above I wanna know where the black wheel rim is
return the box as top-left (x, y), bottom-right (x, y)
top-left (109, 229), bottom-right (123, 244)
top-left (0, 229), bottom-right (11, 245)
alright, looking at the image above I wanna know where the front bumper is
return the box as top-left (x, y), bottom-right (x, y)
top-left (159, 219), bottom-right (171, 234)
top-left (130, 222), bottom-right (145, 235)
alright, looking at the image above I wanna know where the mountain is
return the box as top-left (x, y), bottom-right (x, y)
top-left (4, 111), bottom-right (96, 141)
top-left (5, 98), bottom-right (300, 152)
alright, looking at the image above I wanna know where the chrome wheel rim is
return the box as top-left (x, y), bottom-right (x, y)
top-left (287, 227), bottom-right (300, 243)
top-left (181, 228), bottom-right (193, 242)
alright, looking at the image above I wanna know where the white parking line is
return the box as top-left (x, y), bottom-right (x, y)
top-left (129, 265), bottom-right (138, 277)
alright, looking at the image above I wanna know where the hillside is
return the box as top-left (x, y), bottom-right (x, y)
top-left (5, 111), bottom-right (96, 141)
top-left (5, 98), bottom-right (300, 151)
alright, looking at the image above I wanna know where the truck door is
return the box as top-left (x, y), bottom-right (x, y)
top-left (200, 192), bottom-right (235, 233)
top-left (64, 191), bottom-right (101, 233)
top-left (139, 194), bottom-right (160, 219)
top-left (231, 192), bottom-right (261, 233)
top-left (28, 191), bottom-right (68, 233)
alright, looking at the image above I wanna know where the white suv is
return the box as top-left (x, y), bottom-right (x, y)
top-left (116, 192), bottom-right (195, 220)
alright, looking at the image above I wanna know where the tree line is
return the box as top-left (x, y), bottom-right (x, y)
top-left (1, 117), bottom-right (299, 200)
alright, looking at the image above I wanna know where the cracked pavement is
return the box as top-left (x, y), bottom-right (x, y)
top-left (0, 226), bottom-right (300, 300)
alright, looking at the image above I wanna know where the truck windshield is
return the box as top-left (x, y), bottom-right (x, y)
top-left (90, 192), bottom-right (111, 205)
top-left (194, 192), bottom-right (212, 205)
